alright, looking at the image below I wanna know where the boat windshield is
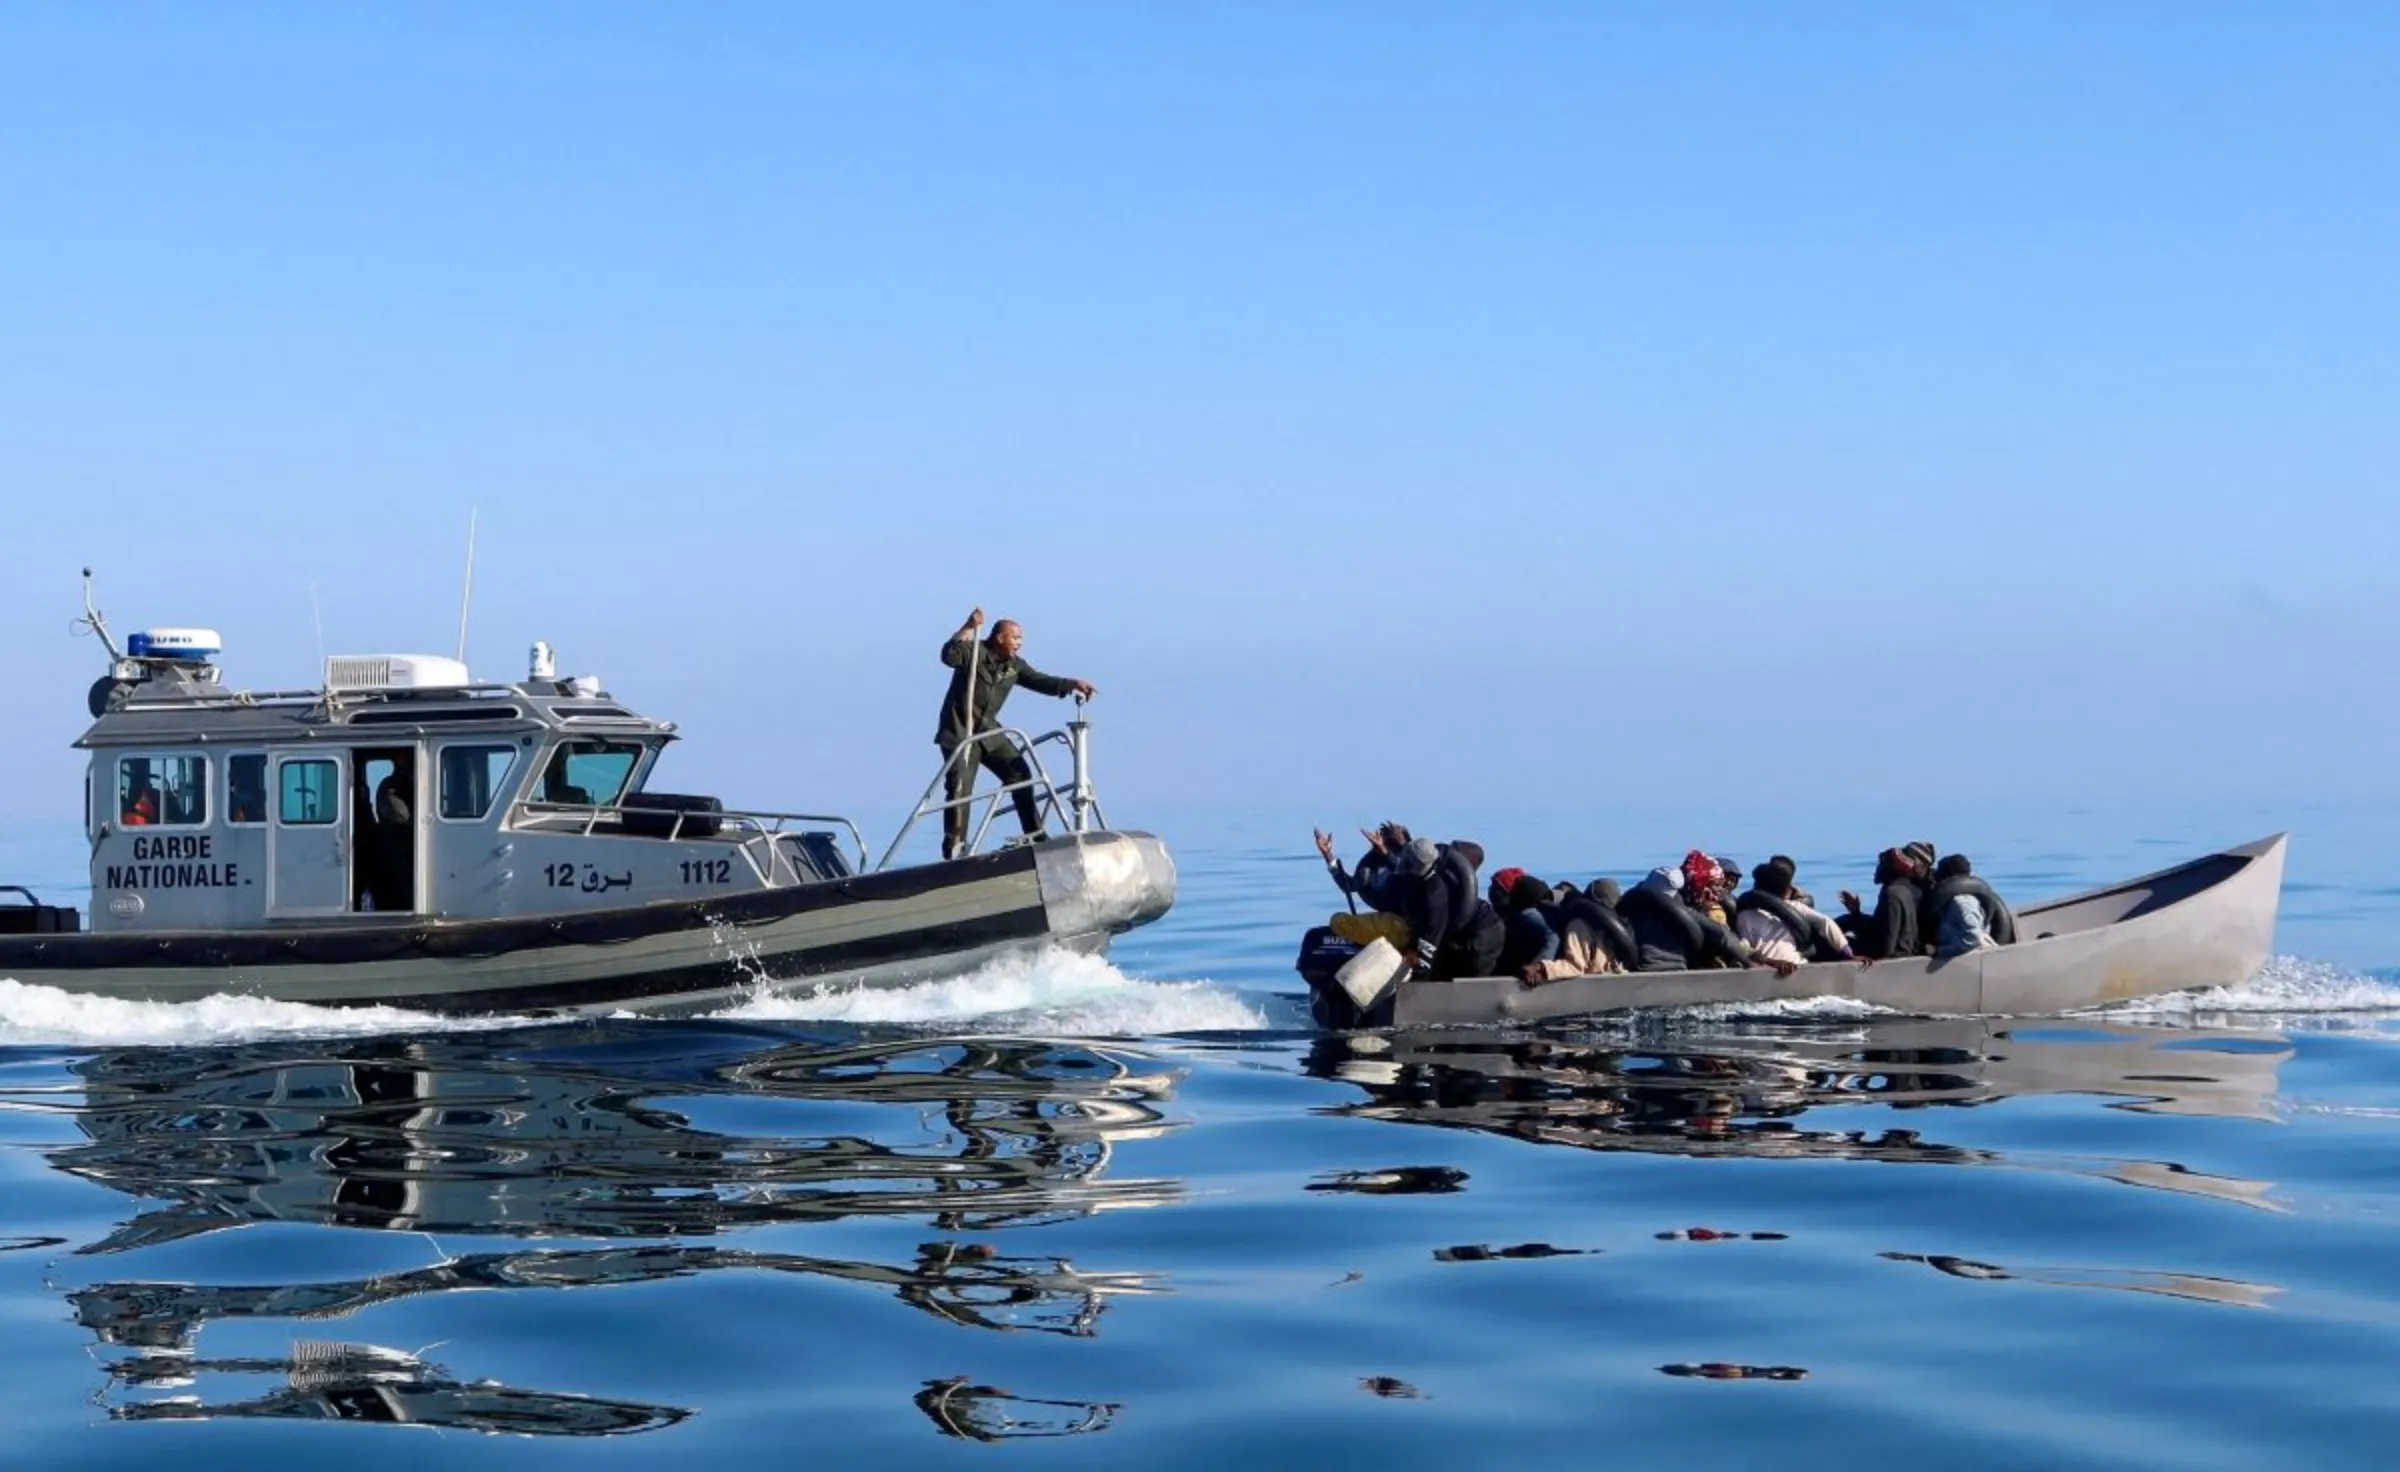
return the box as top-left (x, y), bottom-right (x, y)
top-left (538, 740), bottom-right (644, 807)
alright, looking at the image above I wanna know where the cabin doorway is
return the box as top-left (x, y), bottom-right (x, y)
top-left (266, 752), bottom-right (350, 917)
top-left (352, 746), bottom-right (424, 915)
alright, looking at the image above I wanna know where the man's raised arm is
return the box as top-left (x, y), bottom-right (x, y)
top-left (940, 607), bottom-right (984, 668)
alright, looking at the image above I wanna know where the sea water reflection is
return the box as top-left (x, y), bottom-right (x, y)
top-left (1302, 1018), bottom-right (2292, 1205)
top-left (1297, 1016), bottom-right (2294, 1373)
top-left (46, 1021), bottom-right (1181, 1437)
top-left (29, 1014), bottom-right (2299, 1441)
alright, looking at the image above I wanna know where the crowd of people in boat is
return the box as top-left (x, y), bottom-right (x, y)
top-left (1310, 823), bottom-right (2019, 983)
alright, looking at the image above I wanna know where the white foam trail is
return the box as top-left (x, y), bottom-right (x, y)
top-left (1609, 956), bottom-right (2400, 1031)
top-left (713, 947), bottom-right (1272, 1036)
top-left (1664, 995), bottom-right (1907, 1024)
top-left (0, 978), bottom-right (537, 1048)
top-left (2089, 955), bottom-right (2400, 1024)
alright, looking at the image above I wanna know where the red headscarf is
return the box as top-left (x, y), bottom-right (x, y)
top-left (1490, 866), bottom-right (1527, 895)
top-left (1681, 850), bottom-right (1722, 897)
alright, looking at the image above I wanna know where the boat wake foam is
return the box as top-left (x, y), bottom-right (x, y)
top-left (2087, 955), bottom-right (2400, 1027)
top-left (1654, 995), bottom-right (1907, 1025)
top-left (713, 948), bottom-right (1274, 1036)
top-left (0, 978), bottom-right (540, 1049)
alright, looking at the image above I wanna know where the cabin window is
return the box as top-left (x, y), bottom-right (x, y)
top-left (537, 740), bottom-right (642, 807)
top-left (118, 755), bottom-right (206, 827)
top-left (227, 754), bottom-right (268, 826)
top-left (349, 705), bottom-right (524, 726)
top-left (278, 759), bottom-right (340, 825)
top-left (439, 743), bottom-right (521, 820)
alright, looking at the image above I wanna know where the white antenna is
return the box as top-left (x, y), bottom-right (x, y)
top-left (309, 580), bottom-right (327, 668)
top-left (455, 506), bottom-right (480, 666)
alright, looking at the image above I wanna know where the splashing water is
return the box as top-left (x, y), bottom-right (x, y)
top-left (714, 947), bottom-right (1277, 1036)
top-left (1658, 995), bottom-right (1908, 1025)
top-left (0, 952), bottom-right (1273, 1049)
top-left (2089, 955), bottom-right (2400, 1030)
top-left (0, 951), bottom-right (2387, 1049)
top-left (0, 978), bottom-right (541, 1049)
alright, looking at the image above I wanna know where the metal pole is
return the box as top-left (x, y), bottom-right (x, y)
top-left (956, 612), bottom-right (980, 857)
top-left (455, 506), bottom-right (479, 665)
top-left (1067, 697), bottom-right (1093, 833)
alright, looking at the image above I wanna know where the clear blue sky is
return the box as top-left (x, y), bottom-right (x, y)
top-left (3, 4), bottom-right (2394, 827)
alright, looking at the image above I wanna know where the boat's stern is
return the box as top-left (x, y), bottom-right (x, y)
top-left (1032, 830), bottom-right (1177, 940)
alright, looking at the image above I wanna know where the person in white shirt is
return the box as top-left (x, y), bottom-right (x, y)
top-left (1733, 859), bottom-right (1853, 967)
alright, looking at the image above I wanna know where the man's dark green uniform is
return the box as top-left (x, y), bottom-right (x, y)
top-left (936, 636), bottom-right (1078, 857)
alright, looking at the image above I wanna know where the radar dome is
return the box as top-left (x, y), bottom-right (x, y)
top-left (126, 628), bottom-right (223, 663)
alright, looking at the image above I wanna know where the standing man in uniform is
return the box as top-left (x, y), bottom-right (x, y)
top-left (936, 608), bottom-right (1096, 860)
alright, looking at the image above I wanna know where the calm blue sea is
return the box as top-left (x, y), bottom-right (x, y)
top-left (4, 801), bottom-right (2399, 1469)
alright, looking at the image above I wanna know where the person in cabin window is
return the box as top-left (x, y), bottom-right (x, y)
top-left (375, 766), bottom-right (412, 825)
top-left (934, 608), bottom-right (1096, 861)
top-left (540, 750), bottom-right (594, 806)
top-left (122, 774), bottom-right (158, 826)
top-left (365, 755), bottom-right (417, 912)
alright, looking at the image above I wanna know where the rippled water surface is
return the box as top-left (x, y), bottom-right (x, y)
top-left (4, 805), bottom-right (2399, 1468)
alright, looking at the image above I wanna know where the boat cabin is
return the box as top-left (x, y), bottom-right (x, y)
top-left (76, 633), bottom-right (864, 933)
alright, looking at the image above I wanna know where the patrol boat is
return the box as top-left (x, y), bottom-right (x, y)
top-left (0, 575), bottom-right (1176, 1015)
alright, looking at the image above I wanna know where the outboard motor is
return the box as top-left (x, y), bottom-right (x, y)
top-left (1295, 927), bottom-right (1404, 1028)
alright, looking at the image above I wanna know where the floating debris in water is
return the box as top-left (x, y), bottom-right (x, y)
top-left (1882, 1252), bottom-right (2009, 1279)
top-left (1306, 1166), bottom-right (1469, 1195)
top-left (914, 1378), bottom-right (1120, 1440)
top-left (1360, 1376), bottom-right (1428, 1399)
top-left (1434, 1242), bottom-right (1593, 1261)
top-left (1656, 1228), bottom-right (1790, 1242)
top-left (1880, 1251), bottom-right (2280, 1307)
top-left (1660, 1363), bottom-right (1808, 1381)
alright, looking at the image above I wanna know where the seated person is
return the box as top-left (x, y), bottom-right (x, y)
top-left (1397, 837), bottom-right (1504, 980)
top-left (1314, 823), bottom-right (1417, 950)
top-left (1839, 844), bottom-right (1933, 959)
top-left (1734, 859), bottom-right (1853, 966)
top-left (541, 752), bottom-right (594, 806)
top-left (122, 777), bottom-right (159, 826)
top-left (1524, 877), bottom-right (1637, 983)
top-left (1619, 866), bottom-right (1781, 974)
top-left (1314, 822), bottom-right (1411, 914)
top-left (1493, 872), bottom-right (1562, 976)
top-left (1930, 854), bottom-right (2018, 957)
top-left (1681, 851), bottom-right (1734, 926)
